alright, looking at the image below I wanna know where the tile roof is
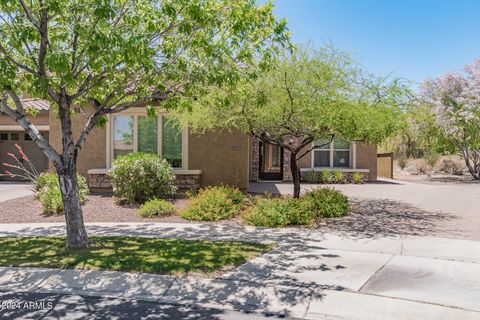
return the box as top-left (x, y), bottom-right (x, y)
top-left (22, 98), bottom-right (50, 111)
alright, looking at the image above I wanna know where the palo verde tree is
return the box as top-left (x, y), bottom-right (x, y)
top-left (177, 46), bottom-right (407, 198)
top-left (0, 0), bottom-right (288, 248)
top-left (420, 61), bottom-right (480, 180)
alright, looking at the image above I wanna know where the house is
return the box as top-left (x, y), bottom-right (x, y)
top-left (0, 99), bottom-right (377, 190)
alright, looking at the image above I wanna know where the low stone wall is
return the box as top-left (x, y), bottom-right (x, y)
top-left (87, 171), bottom-right (202, 192)
top-left (174, 174), bottom-right (201, 190)
top-left (88, 173), bottom-right (113, 190)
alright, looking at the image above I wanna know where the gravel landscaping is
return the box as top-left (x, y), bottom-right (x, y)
top-left (0, 194), bottom-right (240, 225)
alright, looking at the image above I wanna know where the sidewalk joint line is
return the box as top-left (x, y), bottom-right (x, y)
top-left (358, 254), bottom-right (395, 292)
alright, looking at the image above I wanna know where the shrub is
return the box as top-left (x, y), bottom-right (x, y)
top-left (436, 156), bottom-right (464, 175)
top-left (351, 172), bottom-right (364, 184)
top-left (138, 199), bottom-right (176, 218)
top-left (181, 186), bottom-right (244, 221)
top-left (34, 172), bottom-right (89, 215)
top-left (424, 151), bottom-right (441, 168)
top-left (242, 197), bottom-right (314, 227)
top-left (407, 158), bottom-right (430, 175)
top-left (305, 169), bottom-right (321, 183)
top-left (110, 153), bottom-right (176, 204)
top-left (331, 170), bottom-right (345, 183)
top-left (301, 187), bottom-right (348, 218)
top-left (321, 169), bottom-right (332, 183)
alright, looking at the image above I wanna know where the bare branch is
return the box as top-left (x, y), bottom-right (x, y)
top-left (18, 0), bottom-right (40, 29)
top-left (297, 134), bottom-right (334, 160)
top-left (0, 43), bottom-right (37, 74)
top-left (37, 2), bottom-right (49, 76)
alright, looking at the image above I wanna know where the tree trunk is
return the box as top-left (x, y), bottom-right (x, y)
top-left (462, 147), bottom-right (480, 180)
top-left (57, 165), bottom-right (89, 249)
top-left (290, 152), bottom-right (301, 198)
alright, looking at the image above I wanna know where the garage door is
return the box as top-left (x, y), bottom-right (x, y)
top-left (0, 131), bottom-right (49, 180)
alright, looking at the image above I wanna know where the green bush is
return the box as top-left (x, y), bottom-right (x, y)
top-left (305, 169), bottom-right (321, 183)
top-left (181, 186), bottom-right (244, 221)
top-left (138, 199), bottom-right (176, 218)
top-left (351, 172), bottom-right (364, 184)
top-left (331, 170), bottom-right (345, 183)
top-left (301, 187), bottom-right (348, 218)
top-left (321, 169), bottom-right (332, 183)
top-left (34, 172), bottom-right (89, 215)
top-left (110, 153), bottom-right (176, 204)
top-left (242, 197), bottom-right (314, 228)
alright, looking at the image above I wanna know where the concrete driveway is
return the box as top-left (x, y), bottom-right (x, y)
top-left (249, 178), bottom-right (480, 240)
top-left (0, 181), bottom-right (33, 202)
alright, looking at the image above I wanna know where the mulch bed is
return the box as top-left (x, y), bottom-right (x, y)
top-left (0, 194), bottom-right (242, 224)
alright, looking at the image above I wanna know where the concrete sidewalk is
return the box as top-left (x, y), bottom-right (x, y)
top-left (1, 223), bottom-right (480, 319)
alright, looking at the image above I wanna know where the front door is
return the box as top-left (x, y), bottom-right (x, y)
top-left (259, 142), bottom-right (283, 181)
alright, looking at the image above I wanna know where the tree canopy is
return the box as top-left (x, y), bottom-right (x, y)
top-left (177, 46), bottom-right (409, 197)
top-left (0, 0), bottom-right (289, 248)
top-left (419, 61), bottom-right (480, 179)
top-left (179, 47), bottom-right (406, 144)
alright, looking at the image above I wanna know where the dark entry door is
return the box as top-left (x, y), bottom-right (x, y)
top-left (259, 142), bottom-right (283, 180)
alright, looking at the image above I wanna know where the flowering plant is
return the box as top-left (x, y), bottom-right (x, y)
top-left (420, 61), bottom-right (480, 180)
top-left (1, 143), bottom-right (39, 182)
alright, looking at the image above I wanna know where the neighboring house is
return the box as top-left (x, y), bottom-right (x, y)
top-left (0, 98), bottom-right (50, 180)
top-left (0, 99), bottom-right (377, 189)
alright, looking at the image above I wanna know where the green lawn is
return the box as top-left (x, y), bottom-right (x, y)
top-left (0, 236), bottom-right (275, 275)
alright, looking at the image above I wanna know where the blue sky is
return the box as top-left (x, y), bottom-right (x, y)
top-left (272, 0), bottom-right (480, 85)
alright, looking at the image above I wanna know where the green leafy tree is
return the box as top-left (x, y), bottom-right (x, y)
top-left (0, 0), bottom-right (288, 248)
top-left (177, 46), bottom-right (408, 197)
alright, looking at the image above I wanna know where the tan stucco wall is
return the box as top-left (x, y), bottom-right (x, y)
top-left (48, 107), bottom-right (106, 176)
top-left (188, 129), bottom-right (249, 189)
top-left (356, 142), bottom-right (377, 181)
top-left (0, 111), bottom-right (49, 126)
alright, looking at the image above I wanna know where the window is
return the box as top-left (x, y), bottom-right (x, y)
top-left (113, 115), bottom-right (134, 158)
top-left (138, 115), bottom-right (158, 154)
top-left (0, 133), bottom-right (8, 141)
top-left (162, 116), bottom-right (182, 168)
top-left (313, 138), bottom-right (331, 167)
top-left (313, 138), bottom-right (350, 168)
top-left (10, 133), bottom-right (19, 141)
top-left (24, 134), bottom-right (32, 141)
top-left (111, 114), bottom-right (184, 168)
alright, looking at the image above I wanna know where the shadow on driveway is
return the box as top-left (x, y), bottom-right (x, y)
top-left (324, 198), bottom-right (456, 239)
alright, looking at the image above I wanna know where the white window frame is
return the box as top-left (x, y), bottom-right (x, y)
top-left (311, 140), bottom-right (356, 169)
top-left (106, 108), bottom-right (188, 170)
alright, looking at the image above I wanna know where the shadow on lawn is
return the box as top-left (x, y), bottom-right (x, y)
top-left (324, 197), bottom-right (456, 239)
top-left (0, 223), bottom-right (311, 245)
top-left (0, 223), bottom-right (350, 318)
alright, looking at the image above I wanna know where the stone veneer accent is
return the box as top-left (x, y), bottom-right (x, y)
top-left (174, 174), bottom-right (201, 190)
top-left (87, 170), bottom-right (202, 192)
top-left (250, 138), bottom-right (260, 181)
top-left (88, 173), bottom-right (113, 189)
top-left (283, 149), bottom-right (292, 182)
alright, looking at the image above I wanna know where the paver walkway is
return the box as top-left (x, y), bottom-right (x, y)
top-left (1, 222), bottom-right (479, 319)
